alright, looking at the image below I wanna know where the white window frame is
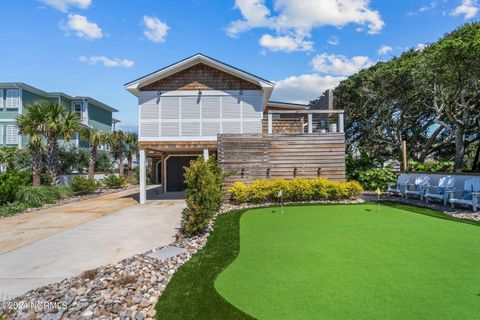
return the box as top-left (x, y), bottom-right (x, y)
top-left (5, 89), bottom-right (20, 110)
top-left (0, 90), bottom-right (4, 110)
top-left (5, 125), bottom-right (19, 145)
top-left (0, 125), bottom-right (3, 145)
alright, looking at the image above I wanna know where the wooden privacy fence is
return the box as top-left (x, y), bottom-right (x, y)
top-left (217, 133), bottom-right (346, 188)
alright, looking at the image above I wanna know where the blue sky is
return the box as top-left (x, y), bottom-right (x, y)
top-left (0, 0), bottom-right (477, 131)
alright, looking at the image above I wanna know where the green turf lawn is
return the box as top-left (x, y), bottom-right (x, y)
top-left (215, 203), bottom-right (480, 320)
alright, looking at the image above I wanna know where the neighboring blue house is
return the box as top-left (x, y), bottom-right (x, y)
top-left (0, 83), bottom-right (118, 149)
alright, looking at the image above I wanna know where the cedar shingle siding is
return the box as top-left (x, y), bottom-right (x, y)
top-left (139, 63), bottom-right (262, 91)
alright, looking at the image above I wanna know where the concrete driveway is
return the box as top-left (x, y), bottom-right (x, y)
top-left (0, 188), bottom-right (185, 298)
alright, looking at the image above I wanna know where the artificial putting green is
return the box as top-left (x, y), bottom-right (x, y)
top-left (214, 203), bottom-right (480, 320)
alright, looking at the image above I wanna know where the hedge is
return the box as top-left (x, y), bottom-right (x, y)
top-left (228, 178), bottom-right (363, 204)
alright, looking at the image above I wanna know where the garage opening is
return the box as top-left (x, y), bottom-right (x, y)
top-left (166, 156), bottom-right (198, 192)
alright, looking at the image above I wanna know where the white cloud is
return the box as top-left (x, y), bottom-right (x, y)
top-left (271, 74), bottom-right (345, 103)
top-left (310, 53), bottom-right (373, 76)
top-left (143, 16), bottom-right (169, 43)
top-left (39, 0), bottom-right (91, 12)
top-left (79, 56), bottom-right (134, 68)
top-left (328, 36), bottom-right (340, 46)
top-left (451, 0), bottom-right (479, 19)
top-left (378, 45), bottom-right (393, 55)
top-left (259, 34), bottom-right (313, 52)
top-left (226, 0), bottom-right (272, 36)
top-left (407, 1), bottom-right (438, 16)
top-left (227, 0), bottom-right (385, 45)
top-left (62, 14), bottom-right (103, 40)
top-left (416, 43), bottom-right (428, 51)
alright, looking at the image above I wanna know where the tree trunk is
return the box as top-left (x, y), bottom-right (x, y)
top-left (454, 125), bottom-right (465, 173)
top-left (471, 142), bottom-right (480, 172)
top-left (88, 146), bottom-right (97, 180)
top-left (118, 155), bottom-right (125, 177)
top-left (419, 125), bottom-right (444, 163)
top-left (47, 136), bottom-right (60, 185)
top-left (32, 149), bottom-right (42, 187)
top-left (127, 155), bottom-right (133, 179)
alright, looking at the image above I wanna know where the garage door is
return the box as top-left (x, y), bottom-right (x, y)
top-left (166, 156), bottom-right (198, 192)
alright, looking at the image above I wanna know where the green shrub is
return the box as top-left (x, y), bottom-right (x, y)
top-left (95, 151), bottom-right (113, 172)
top-left (0, 202), bottom-right (29, 217)
top-left (69, 176), bottom-right (99, 195)
top-left (409, 160), bottom-right (454, 173)
top-left (357, 168), bottom-right (397, 191)
top-left (228, 178), bottom-right (363, 204)
top-left (14, 186), bottom-right (72, 207)
top-left (183, 156), bottom-right (224, 236)
top-left (103, 174), bottom-right (126, 189)
top-left (0, 171), bottom-right (32, 205)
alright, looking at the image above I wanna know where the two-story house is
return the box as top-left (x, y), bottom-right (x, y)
top-left (125, 54), bottom-right (345, 203)
top-left (0, 83), bottom-right (118, 149)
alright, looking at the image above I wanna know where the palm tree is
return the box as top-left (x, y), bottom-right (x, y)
top-left (107, 130), bottom-right (127, 177)
top-left (123, 132), bottom-right (138, 178)
top-left (27, 135), bottom-right (44, 186)
top-left (17, 113), bottom-right (45, 186)
top-left (80, 127), bottom-right (105, 180)
top-left (18, 100), bottom-right (80, 185)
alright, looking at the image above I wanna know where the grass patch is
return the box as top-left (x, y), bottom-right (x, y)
top-left (155, 210), bottom-right (253, 320)
top-left (156, 203), bottom-right (480, 320)
top-left (216, 203), bottom-right (480, 319)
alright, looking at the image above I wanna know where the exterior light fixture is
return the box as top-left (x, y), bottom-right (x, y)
top-left (266, 168), bottom-right (270, 178)
top-left (198, 90), bottom-right (202, 96)
top-left (241, 168), bottom-right (245, 178)
top-left (317, 167), bottom-right (322, 177)
top-left (239, 90), bottom-right (244, 95)
top-left (157, 90), bottom-right (162, 96)
top-left (293, 167), bottom-right (298, 177)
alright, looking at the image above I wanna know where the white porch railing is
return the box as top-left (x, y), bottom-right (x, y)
top-left (267, 109), bottom-right (345, 134)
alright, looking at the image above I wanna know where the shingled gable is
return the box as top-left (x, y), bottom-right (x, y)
top-left (124, 53), bottom-right (275, 97)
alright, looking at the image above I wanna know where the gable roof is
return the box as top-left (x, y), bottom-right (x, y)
top-left (0, 82), bottom-right (118, 113)
top-left (124, 53), bottom-right (275, 96)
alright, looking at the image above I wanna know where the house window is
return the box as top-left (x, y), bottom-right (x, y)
top-left (6, 89), bottom-right (19, 110)
top-left (6, 125), bottom-right (19, 145)
top-left (0, 125), bottom-right (3, 144)
top-left (73, 102), bottom-right (82, 117)
top-left (0, 90), bottom-right (4, 109)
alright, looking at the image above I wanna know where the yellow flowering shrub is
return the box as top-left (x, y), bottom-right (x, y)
top-left (228, 178), bottom-right (363, 204)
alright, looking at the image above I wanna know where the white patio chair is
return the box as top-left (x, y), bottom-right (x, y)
top-left (447, 177), bottom-right (480, 212)
top-left (387, 174), bottom-right (409, 197)
top-left (405, 175), bottom-right (430, 200)
top-left (424, 176), bottom-right (455, 205)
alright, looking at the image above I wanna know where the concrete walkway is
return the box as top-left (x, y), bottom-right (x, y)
top-left (0, 187), bottom-right (142, 254)
top-left (0, 189), bottom-right (185, 298)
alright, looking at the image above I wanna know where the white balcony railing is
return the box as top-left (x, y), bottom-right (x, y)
top-left (266, 109), bottom-right (344, 135)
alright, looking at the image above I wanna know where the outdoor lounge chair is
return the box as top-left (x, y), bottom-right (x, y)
top-left (447, 177), bottom-right (480, 212)
top-left (424, 176), bottom-right (455, 205)
top-left (405, 175), bottom-right (430, 200)
top-left (387, 174), bottom-right (409, 197)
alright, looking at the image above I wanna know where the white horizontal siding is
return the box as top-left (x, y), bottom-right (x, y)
top-left (138, 90), bottom-right (263, 141)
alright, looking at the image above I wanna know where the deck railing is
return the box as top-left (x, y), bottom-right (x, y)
top-left (266, 109), bottom-right (345, 134)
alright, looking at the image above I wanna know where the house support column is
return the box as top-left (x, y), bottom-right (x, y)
top-left (139, 148), bottom-right (146, 204)
top-left (338, 113), bottom-right (344, 133)
top-left (203, 148), bottom-right (209, 162)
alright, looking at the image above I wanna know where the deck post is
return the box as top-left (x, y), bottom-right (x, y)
top-left (268, 112), bottom-right (273, 134)
top-left (338, 113), bottom-right (344, 133)
top-left (307, 113), bottom-right (313, 134)
top-left (139, 148), bottom-right (146, 204)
